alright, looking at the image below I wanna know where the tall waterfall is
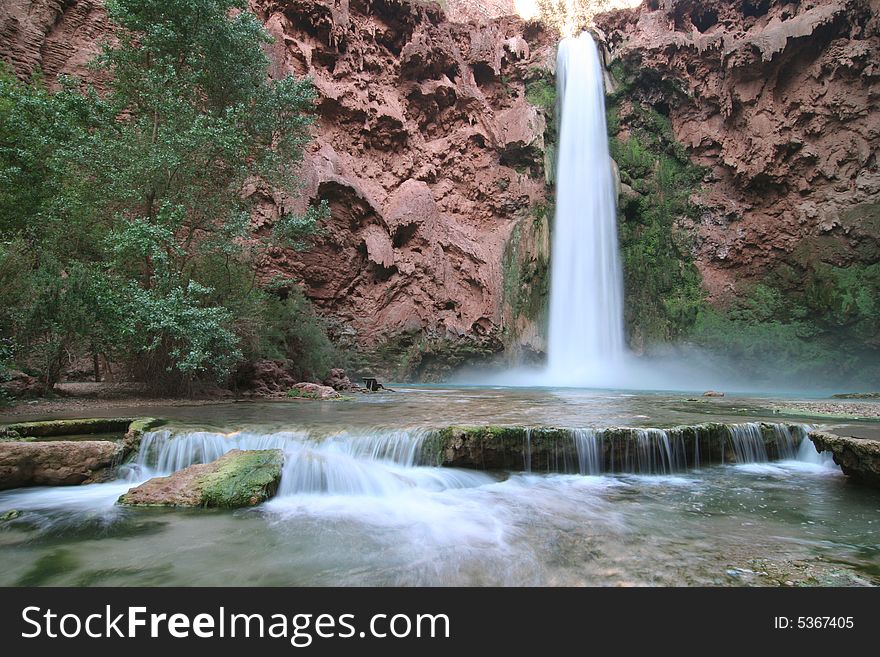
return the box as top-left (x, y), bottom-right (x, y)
top-left (546, 33), bottom-right (625, 385)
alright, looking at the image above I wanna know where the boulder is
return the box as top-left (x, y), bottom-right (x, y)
top-left (324, 368), bottom-right (353, 391)
top-left (291, 382), bottom-right (340, 399)
top-left (0, 369), bottom-right (41, 397)
top-left (0, 440), bottom-right (122, 490)
top-left (809, 431), bottom-right (880, 488)
top-left (234, 359), bottom-right (296, 397)
top-left (703, 391), bottom-right (725, 397)
top-left (118, 449), bottom-right (284, 508)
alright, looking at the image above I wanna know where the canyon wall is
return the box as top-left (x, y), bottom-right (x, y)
top-left (597, 0), bottom-right (879, 305)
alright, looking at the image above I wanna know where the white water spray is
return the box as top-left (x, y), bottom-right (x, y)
top-left (545, 32), bottom-right (625, 385)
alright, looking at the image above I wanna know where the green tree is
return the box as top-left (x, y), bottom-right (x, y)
top-left (0, 0), bottom-right (330, 393)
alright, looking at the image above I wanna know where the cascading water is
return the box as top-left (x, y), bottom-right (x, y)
top-left (135, 429), bottom-right (493, 497)
top-left (546, 32), bottom-right (625, 385)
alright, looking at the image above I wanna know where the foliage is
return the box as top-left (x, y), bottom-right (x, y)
top-left (259, 287), bottom-right (345, 382)
top-left (690, 280), bottom-right (880, 385)
top-left (525, 74), bottom-right (556, 114)
top-left (0, 0), bottom-right (338, 393)
top-left (286, 388), bottom-right (319, 399)
top-left (609, 94), bottom-right (706, 345)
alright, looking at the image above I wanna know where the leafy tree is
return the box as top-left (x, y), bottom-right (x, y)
top-left (0, 0), bottom-right (331, 393)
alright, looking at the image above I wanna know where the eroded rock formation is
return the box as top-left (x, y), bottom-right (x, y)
top-left (809, 429), bottom-right (880, 486)
top-left (3, 0), bottom-right (878, 378)
top-left (596, 0), bottom-right (880, 302)
top-left (250, 1), bottom-right (555, 376)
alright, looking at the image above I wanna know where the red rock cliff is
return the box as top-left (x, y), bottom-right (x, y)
top-left (596, 0), bottom-right (880, 302)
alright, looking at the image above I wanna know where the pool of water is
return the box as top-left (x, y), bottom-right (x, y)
top-left (0, 460), bottom-right (877, 586)
top-left (0, 387), bottom-right (877, 587)
top-left (1, 386), bottom-right (862, 433)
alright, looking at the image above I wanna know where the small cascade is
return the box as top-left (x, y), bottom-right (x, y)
top-left (136, 428), bottom-right (493, 498)
top-left (795, 434), bottom-right (838, 468)
top-left (137, 429), bottom-right (309, 474)
top-left (726, 423), bottom-right (769, 463)
top-left (572, 429), bottom-right (601, 475)
top-left (134, 422), bottom-right (825, 489)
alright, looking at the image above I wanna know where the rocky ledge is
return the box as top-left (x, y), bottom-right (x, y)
top-left (0, 440), bottom-right (121, 490)
top-left (0, 417), bottom-right (164, 490)
top-left (118, 449), bottom-right (284, 508)
top-left (421, 422), bottom-right (808, 472)
top-left (809, 430), bottom-right (880, 487)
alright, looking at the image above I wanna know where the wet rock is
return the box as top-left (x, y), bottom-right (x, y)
top-left (323, 368), bottom-right (353, 391)
top-left (120, 418), bottom-right (164, 460)
top-left (0, 417), bottom-right (134, 438)
top-left (424, 422), bottom-right (808, 471)
top-left (0, 440), bottom-right (122, 490)
top-left (0, 509), bottom-right (21, 521)
top-left (118, 449), bottom-right (283, 508)
top-left (290, 382), bottom-right (340, 400)
top-left (809, 430), bottom-right (880, 487)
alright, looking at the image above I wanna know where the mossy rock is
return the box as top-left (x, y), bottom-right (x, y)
top-left (121, 417), bottom-right (166, 460)
top-left (0, 417), bottom-right (136, 438)
top-left (199, 450), bottom-right (285, 508)
top-left (118, 449), bottom-right (284, 508)
top-left (424, 422), bottom-right (806, 472)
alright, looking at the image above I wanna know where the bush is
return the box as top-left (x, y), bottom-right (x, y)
top-left (259, 288), bottom-right (345, 383)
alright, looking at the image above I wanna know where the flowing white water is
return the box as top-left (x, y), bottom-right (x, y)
top-left (546, 32), bottom-right (625, 385)
top-left (135, 429), bottom-right (495, 497)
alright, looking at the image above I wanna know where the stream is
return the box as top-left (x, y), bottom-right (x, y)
top-left (1, 387), bottom-right (878, 586)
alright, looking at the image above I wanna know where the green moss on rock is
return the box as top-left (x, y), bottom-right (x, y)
top-left (121, 417), bottom-right (165, 459)
top-left (1, 417), bottom-right (136, 438)
top-left (425, 422), bottom-right (806, 472)
top-left (199, 450), bottom-right (284, 508)
top-left (118, 449), bottom-right (283, 508)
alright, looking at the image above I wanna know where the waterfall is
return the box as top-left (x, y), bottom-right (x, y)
top-left (546, 32), bottom-right (625, 385)
top-left (572, 429), bottom-right (601, 475)
top-left (726, 423), bottom-right (769, 463)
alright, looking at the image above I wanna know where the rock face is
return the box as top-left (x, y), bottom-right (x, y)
top-left (809, 429), bottom-right (880, 486)
top-left (250, 0), bottom-right (554, 376)
top-left (0, 440), bottom-right (121, 490)
top-left (118, 449), bottom-right (284, 507)
top-left (596, 0), bottom-right (880, 303)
